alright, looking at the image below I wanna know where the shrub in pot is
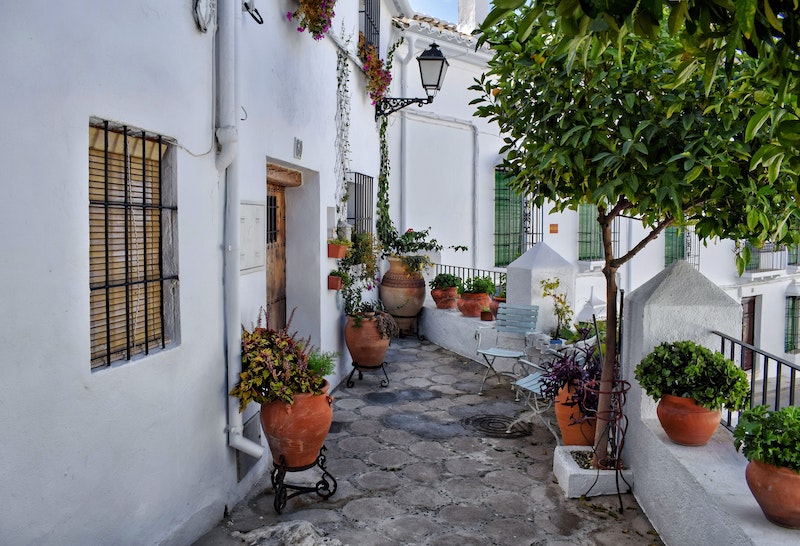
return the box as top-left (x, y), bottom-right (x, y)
top-left (539, 335), bottom-right (601, 445)
top-left (229, 309), bottom-right (335, 467)
top-left (429, 273), bottom-right (462, 309)
top-left (457, 276), bottom-right (494, 317)
top-left (734, 405), bottom-right (800, 528)
top-left (635, 340), bottom-right (750, 446)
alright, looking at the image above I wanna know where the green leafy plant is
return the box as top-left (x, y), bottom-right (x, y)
top-left (635, 341), bottom-right (750, 411)
top-left (496, 274), bottom-right (507, 298)
top-left (229, 309), bottom-right (330, 410)
top-left (540, 278), bottom-right (573, 340)
top-left (734, 405), bottom-right (800, 474)
top-left (327, 236), bottom-right (352, 247)
top-left (329, 268), bottom-right (350, 283)
top-left (429, 273), bottom-right (463, 290)
top-left (307, 349), bottom-right (337, 377)
top-left (460, 276), bottom-right (495, 295)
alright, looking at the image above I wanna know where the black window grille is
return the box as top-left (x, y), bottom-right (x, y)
top-left (267, 194), bottom-right (278, 244)
top-left (360, 0), bottom-right (380, 50)
top-left (665, 225), bottom-right (700, 269)
top-left (789, 245), bottom-right (799, 266)
top-left (89, 120), bottom-right (178, 369)
top-left (786, 296), bottom-right (800, 353)
top-left (347, 171), bottom-right (374, 234)
top-left (745, 241), bottom-right (787, 272)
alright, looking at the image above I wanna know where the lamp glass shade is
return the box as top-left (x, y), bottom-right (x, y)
top-left (417, 43), bottom-right (448, 97)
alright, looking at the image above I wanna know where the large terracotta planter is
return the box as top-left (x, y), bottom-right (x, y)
top-left (554, 385), bottom-right (597, 445)
top-left (431, 287), bottom-right (459, 309)
top-left (457, 292), bottom-right (492, 317)
top-left (344, 315), bottom-right (390, 368)
top-left (745, 459), bottom-right (800, 528)
top-left (260, 380), bottom-right (333, 468)
top-left (656, 393), bottom-right (721, 446)
top-left (379, 256), bottom-right (426, 332)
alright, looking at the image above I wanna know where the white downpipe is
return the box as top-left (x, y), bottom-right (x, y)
top-left (218, 0), bottom-right (264, 459)
top-left (397, 34), bottom-right (416, 231)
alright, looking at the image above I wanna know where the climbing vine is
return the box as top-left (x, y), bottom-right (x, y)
top-left (376, 37), bottom-right (403, 251)
top-left (334, 28), bottom-right (352, 226)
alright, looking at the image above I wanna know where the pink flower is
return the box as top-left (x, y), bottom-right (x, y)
top-left (286, 11), bottom-right (294, 22)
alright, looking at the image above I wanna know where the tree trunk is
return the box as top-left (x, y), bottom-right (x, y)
top-left (594, 216), bottom-right (618, 467)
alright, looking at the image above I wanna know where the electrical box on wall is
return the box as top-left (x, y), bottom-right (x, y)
top-left (240, 202), bottom-right (266, 272)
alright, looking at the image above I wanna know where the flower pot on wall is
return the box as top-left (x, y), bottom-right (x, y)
top-left (431, 287), bottom-right (458, 309)
top-left (457, 292), bottom-right (492, 317)
top-left (656, 393), bottom-right (721, 446)
top-left (379, 256), bottom-right (425, 331)
top-left (260, 381), bottom-right (333, 468)
top-left (328, 243), bottom-right (348, 259)
top-left (745, 460), bottom-right (800, 528)
top-left (328, 275), bottom-right (343, 290)
top-left (554, 385), bottom-right (596, 446)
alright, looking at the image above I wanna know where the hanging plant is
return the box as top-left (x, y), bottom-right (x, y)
top-left (358, 33), bottom-right (393, 104)
top-left (287, 0), bottom-right (336, 41)
top-left (376, 39), bottom-right (403, 248)
top-left (335, 29), bottom-right (352, 225)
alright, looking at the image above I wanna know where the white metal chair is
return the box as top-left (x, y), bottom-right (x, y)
top-left (507, 354), bottom-right (559, 441)
top-left (474, 303), bottom-right (539, 395)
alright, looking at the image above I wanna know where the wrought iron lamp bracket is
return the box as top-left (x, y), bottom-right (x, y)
top-left (375, 96), bottom-right (433, 120)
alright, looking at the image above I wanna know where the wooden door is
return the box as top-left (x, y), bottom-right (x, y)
top-left (741, 296), bottom-right (756, 371)
top-left (266, 183), bottom-right (286, 330)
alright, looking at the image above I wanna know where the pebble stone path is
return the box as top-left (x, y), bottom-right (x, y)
top-left (195, 337), bottom-right (664, 546)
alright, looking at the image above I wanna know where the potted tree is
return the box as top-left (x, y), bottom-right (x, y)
top-left (429, 273), bottom-right (463, 309)
top-left (539, 336), bottom-right (602, 445)
top-left (457, 276), bottom-right (495, 317)
top-left (635, 341), bottom-right (750, 446)
top-left (229, 309), bottom-right (335, 468)
top-left (734, 405), bottom-right (800, 528)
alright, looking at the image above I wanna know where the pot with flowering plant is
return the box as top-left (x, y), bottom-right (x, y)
top-left (456, 276), bottom-right (495, 317)
top-left (229, 308), bottom-right (335, 468)
top-left (287, 0), bottom-right (336, 41)
top-left (539, 333), bottom-right (602, 445)
top-left (358, 32), bottom-right (391, 104)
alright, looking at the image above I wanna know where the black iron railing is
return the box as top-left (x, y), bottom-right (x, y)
top-left (713, 330), bottom-right (800, 431)
top-left (433, 264), bottom-right (505, 293)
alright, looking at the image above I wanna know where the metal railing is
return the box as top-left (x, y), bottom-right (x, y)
top-left (433, 264), bottom-right (505, 292)
top-left (713, 330), bottom-right (800, 431)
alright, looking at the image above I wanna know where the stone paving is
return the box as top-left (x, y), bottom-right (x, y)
top-left (195, 337), bottom-right (664, 546)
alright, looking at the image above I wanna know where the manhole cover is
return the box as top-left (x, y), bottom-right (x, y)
top-left (461, 414), bottom-right (532, 438)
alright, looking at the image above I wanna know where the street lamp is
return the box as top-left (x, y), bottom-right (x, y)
top-left (375, 42), bottom-right (448, 120)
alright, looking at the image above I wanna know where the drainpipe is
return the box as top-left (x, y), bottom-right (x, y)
top-left (397, 33), bottom-right (416, 231)
top-left (217, 0), bottom-right (264, 459)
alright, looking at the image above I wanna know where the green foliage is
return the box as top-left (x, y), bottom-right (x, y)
top-left (327, 237), bottom-right (352, 247)
top-left (329, 268), bottom-right (350, 283)
top-left (734, 405), bottom-right (800, 473)
top-left (635, 341), bottom-right (750, 410)
top-left (540, 278), bottom-right (573, 339)
top-left (460, 276), bottom-right (495, 295)
top-left (307, 349), bottom-right (337, 377)
top-left (429, 273), bottom-right (464, 290)
top-left (229, 309), bottom-right (331, 411)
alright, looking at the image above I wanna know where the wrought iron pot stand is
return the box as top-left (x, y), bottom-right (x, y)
top-left (346, 360), bottom-right (390, 387)
top-left (270, 446), bottom-right (337, 513)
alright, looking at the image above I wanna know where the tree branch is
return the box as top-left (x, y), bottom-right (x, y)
top-left (610, 217), bottom-right (674, 268)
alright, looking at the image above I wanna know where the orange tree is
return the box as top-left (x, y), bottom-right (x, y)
top-left (471, 3), bottom-right (800, 466)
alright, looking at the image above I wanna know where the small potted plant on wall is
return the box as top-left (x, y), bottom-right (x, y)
top-left (734, 405), bottom-right (800, 528)
top-left (635, 340), bottom-right (750, 446)
top-left (457, 276), bottom-right (495, 317)
top-left (229, 308), bottom-right (335, 468)
top-left (327, 233), bottom-right (352, 259)
top-left (328, 268), bottom-right (349, 290)
top-left (429, 273), bottom-right (463, 309)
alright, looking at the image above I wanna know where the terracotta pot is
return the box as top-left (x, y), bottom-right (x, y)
top-left (656, 393), bottom-right (721, 446)
top-left (260, 380), bottom-right (333, 468)
top-left (490, 296), bottom-right (505, 317)
top-left (327, 275), bottom-right (343, 290)
top-left (554, 385), bottom-right (596, 446)
top-left (745, 460), bottom-right (800, 528)
top-left (480, 310), bottom-right (494, 321)
top-left (431, 287), bottom-right (459, 309)
top-left (457, 292), bottom-right (492, 317)
top-left (344, 315), bottom-right (390, 368)
top-left (327, 243), bottom-right (348, 259)
top-left (379, 256), bottom-right (426, 330)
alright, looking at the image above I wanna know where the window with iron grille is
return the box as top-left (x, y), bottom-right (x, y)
top-left (786, 296), bottom-right (800, 352)
top-left (360, 0), bottom-right (380, 50)
top-left (789, 245), bottom-right (799, 266)
top-left (664, 225), bottom-right (700, 269)
top-left (89, 120), bottom-right (179, 369)
top-left (346, 171), bottom-right (373, 234)
top-left (494, 169), bottom-right (541, 267)
top-left (577, 204), bottom-right (618, 261)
